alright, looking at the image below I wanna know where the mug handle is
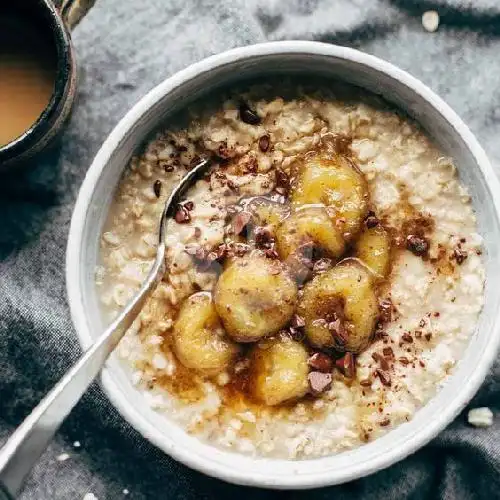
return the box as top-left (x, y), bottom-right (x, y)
top-left (52, 0), bottom-right (96, 30)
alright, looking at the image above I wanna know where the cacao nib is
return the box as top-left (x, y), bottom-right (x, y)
top-left (406, 234), bottom-right (429, 257)
top-left (335, 352), bottom-right (356, 378)
top-left (153, 180), bottom-right (162, 198)
top-left (308, 372), bottom-right (332, 394)
top-left (239, 101), bottom-right (261, 125)
top-left (258, 134), bottom-right (270, 152)
top-left (175, 206), bottom-right (191, 224)
top-left (308, 352), bottom-right (333, 373)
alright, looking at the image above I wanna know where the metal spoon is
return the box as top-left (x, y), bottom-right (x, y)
top-left (0, 158), bottom-right (212, 499)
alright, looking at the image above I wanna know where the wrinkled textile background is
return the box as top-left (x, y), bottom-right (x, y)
top-left (1, 0), bottom-right (500, 498)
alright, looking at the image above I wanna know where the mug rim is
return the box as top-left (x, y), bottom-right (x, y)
top-left (66, 41), bottom-right (500, 488)
top-left (0, 0), bottom-right (73, 165)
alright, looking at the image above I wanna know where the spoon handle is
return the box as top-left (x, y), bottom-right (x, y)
top-left (0, 246), bottom-right (165, 498)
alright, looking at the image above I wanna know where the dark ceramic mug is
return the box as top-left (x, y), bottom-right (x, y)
top-left (0, 0), bottom-right (95, 169)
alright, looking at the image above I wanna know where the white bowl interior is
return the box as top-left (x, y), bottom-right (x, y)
top-left (68, 44), bottom-right (500, 489)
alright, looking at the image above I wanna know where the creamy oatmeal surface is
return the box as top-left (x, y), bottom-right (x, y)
top-left (97, 84), bottom-right (484, 459)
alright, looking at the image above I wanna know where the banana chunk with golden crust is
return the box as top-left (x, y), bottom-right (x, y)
top-left (298, 260), bottom-right (378, 353)
top-left (214, 255), bottom-right (298, 342)
top-left (173, 292), bottom-right (239, 375)
top-left (243, 196), bottom-right (290, 232)
top-left (354, 223), bottom-right (391, 278)
top-left (276, 206), bottom-right (345, 264)
top-left (249, 336), bottom-right (309, 406)
top-left (291, 154), bottom-right (369, 240)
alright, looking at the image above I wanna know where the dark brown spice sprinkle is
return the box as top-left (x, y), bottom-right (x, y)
top-left (380, 418), bottom-right (391, 427)
top-left (360, 379), bottom-right (372, 387)
top-left (258, 134), bottom-right (270, 152)
top-left (399, 357), bottom-right (410, 365)
top-left (164, 164), bottom-right (175, 172)
top-left (414, 330), bottom-right (422, 339)
top-left (419, 360), bottom-right (426, 368)
top-left (239, 101), bottom-right (261, 125)
top-left (376, 369), bottom-right (392, 387)
top-left (419, 319), bottom-right (426, 328)
top-left (424, 333), bottom-right (432, 341)
top-left (153, 180), bottom-right (162, 198)
top-left (308, 352), bottom-right (333, 373)
top-left (433, 312), bottom-right (440, 317)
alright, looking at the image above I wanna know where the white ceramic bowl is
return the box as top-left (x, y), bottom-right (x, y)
top-left (66, 41), bottom-right (500, 489)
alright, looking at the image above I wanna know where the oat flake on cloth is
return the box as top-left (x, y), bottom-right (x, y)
top-left (1, 0), bottom-right (500, 498)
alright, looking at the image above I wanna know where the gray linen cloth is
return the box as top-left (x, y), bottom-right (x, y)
top-left (1, 0), bottom-right (500, 498)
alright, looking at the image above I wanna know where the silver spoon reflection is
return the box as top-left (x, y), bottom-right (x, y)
top-left (0, 158), bottom-right (212, 499)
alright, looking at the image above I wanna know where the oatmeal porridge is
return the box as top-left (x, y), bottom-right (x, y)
top-left (97, 83), bottom-right (485, 459)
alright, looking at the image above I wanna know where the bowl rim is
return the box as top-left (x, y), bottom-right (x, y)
top-left (66, 40), bottom-right (500, 489)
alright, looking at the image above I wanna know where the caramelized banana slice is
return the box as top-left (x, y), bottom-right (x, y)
top-left (291, 154), bottom-right (369, 240)
top-left (214, 255), bottom-right (298, 342)
top-left (354, 223), bottom-right (391, 278)
top-left (298, 260), bottom-right (378, 353)
top-left (173, 292), bottom-right (239, 375)
top-left (249, 336), bottom-right (309, 406)
top-left (276, 206), bottom-right (345, 264)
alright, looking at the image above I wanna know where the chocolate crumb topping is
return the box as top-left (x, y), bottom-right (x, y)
top-left (379, 299), bottom-right (393, 323)
top-left (254, 227), bottom-right (274, 249)
top-left (382, 347), bottom-right (394, 359)
top-left (453, 247), bottom-right (468, 265)
top-left (308, 352), bottom-right (333, 373)
top-left (406, 234), bottom-right (430, 257)
top-left (175, 206), bottom-right (191, 224)
top-left (275, 168), bottom-right (290, 195)
top-left (258, 134), bottom-right (270, 152)
top-left (376, 369), bottom-right (392, 387)
top-left (365, 211), bottom-right (379, 228)
top-left (308, 371), bottom-right (333, 394)
top-left (401, 333), bottom-right (413, 343)
top-left (335, 352), bottom-right (356, 378)
top-left (239, 101), bottom-right (261, 125)
top-left (233, 211), bottom-right (252, 236)
top-left (372, 352), bottom-right (390, 371)
top-left (153, 180), bottom-right (162, 198)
